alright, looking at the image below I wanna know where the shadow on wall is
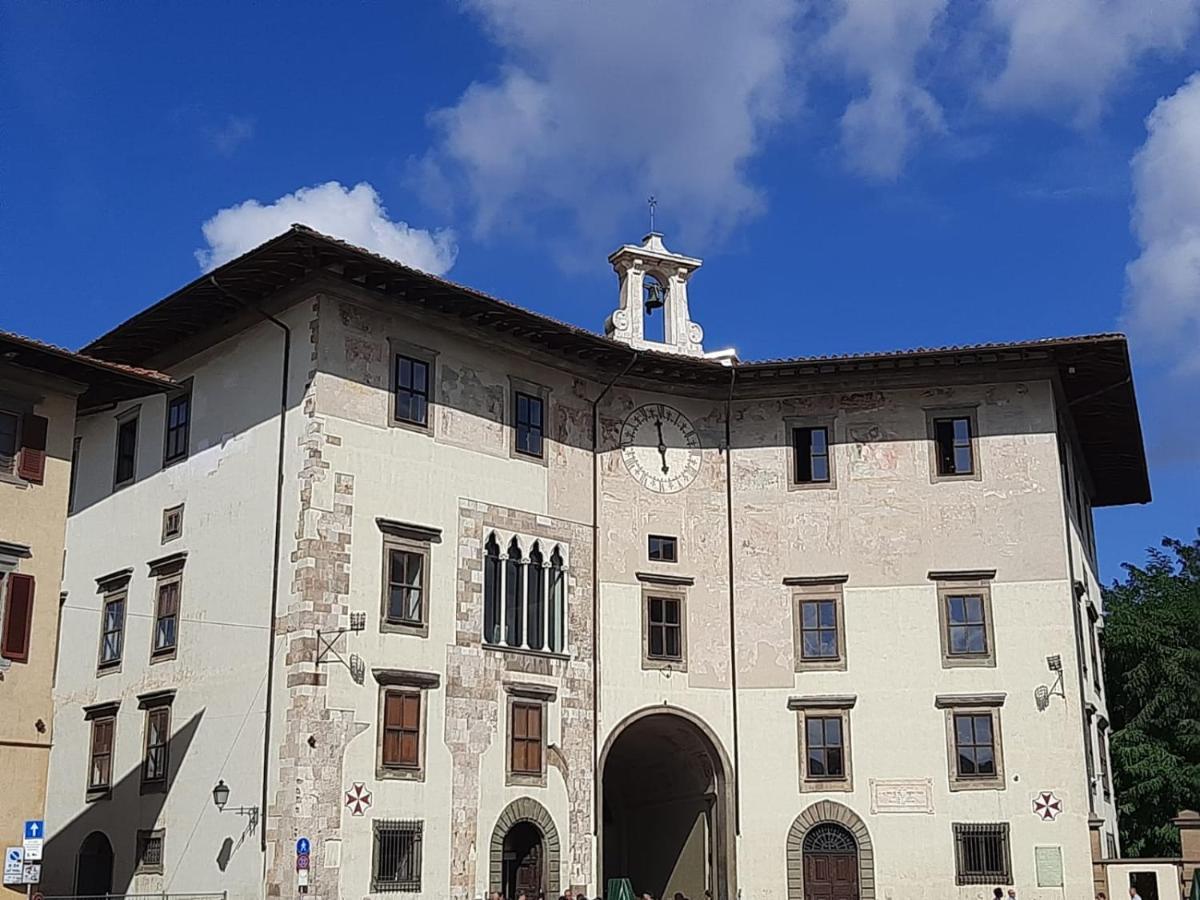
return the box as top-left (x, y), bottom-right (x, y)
top-left (43, 711), bottom-right (204, 894)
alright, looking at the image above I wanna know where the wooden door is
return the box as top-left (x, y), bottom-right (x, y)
top-left (804, 852), bottom-right (858, 900)
top-left (515, 839), bottom-right (543, 897)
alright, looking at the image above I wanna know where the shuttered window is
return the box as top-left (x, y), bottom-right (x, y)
top-left (510, 702), bottom-right (543, 774)
top-left (89, 717), bottom-right (114, 791)
top-left (1, 573), bottom-right (35, 662)
top-left (17, 413), bottom-right (48, 483)
top-left (382, 691), bottom-right (421, 769)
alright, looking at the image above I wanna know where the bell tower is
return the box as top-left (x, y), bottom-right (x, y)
top-left (605, 232), bottom-right (705, 357)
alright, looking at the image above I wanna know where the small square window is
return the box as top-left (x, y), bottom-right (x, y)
top-left (135, 828), bottom-right (165, 874)
top-left (793, 426), bottom-right (830, 484)
top-left (931, 413), bottom-right (976, 478)
top-left (372, 819), bottom-right (423, 892)
top-left (114, 414), bottom-right (138, 487)
top-left (514, 391), bottom-right (544, 458)
top-left (648, 534), bottom-right (677, 563)
top-left (163, 390), bottom-right (191, 464)
top-left (953, 822), bottom-right (1011, 885)
top-left (394, 355), bottom-right (430, 427)
top-left (161, 504), bottom-right (184, 543)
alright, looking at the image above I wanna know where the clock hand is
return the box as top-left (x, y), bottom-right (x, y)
top-left (655, 419), bottom-right (669, 474)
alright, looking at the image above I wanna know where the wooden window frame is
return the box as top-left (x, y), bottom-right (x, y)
top-left (377, 687), bottom-right (427, 781)
top-left (1, 571), bottom-right (35, 663)
top-left (785, 416), bottom-right (837, 491)
top-left (791, 580), bottom-right (847, 672)
top-left (506, 696), bottom-right (548, 786)
top-left (380, 536), bottom-right (431, 638)
top-left (87, 714), bottom-right (116, 797)
top-left (0, 408), bottom-right (19, 474)
top-left (162, 384), bottom-right (192, 466)
top-left (113, 407), bottom-right (140, 489)
top-left (97, 588), bottom-right (126, 672)
top-left (135, 828), bottom-right (165, 875)
top-left (934, 576), bottom-right (996, 668)
top-left (795, 703), bottom-right (854, 793)
top-left (161, 503), bottom-right (184, 544)
top-left (647, 534), bottom-right (678, 563)
top-left (641, 585), bottom-right (687, 671)
top-left (927, 407), bottom-right (981, 483)
top-left (508, 377), bottom-right (551, 465)
top-left (141, 704), bottom-right (171, 791)
top-left (942, 701), bottom-right (1006, 792)
top-left (372, 819), bottom-right (423, 893)
top-left (150, 571), bottom-right (182, 662)
top-left (953, 822), bottom-right (1012, 885)
top-left (389, 343), bottom-right (437, 433)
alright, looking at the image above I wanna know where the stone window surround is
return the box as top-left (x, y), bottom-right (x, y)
top-left (161, 502), bottom-right (184, 544)
top-left (388, 338), bottom-right (439, 436)
top-left (135, 827), bottom-right (165, 876)
top-left (484, 528), bottom-right (570, 657)
top-left (373, 669), bottom-right (439, 782)
top-left (147, 552), bottom-right (186, 664)
top-left (952, 822), bottom-right (1012, 886)
top-left (925, 405), bottom-right (982, 483)
top-left (936, 693), bottom-right (1006, 792)
top-left (789, 695), bottom-right (856, 793)
top-left (785, 415), bottom-right (837, 491)
top-left (504, 681), bottom-right (556, 787)
top-left (786, 575), bottom-right (849, 673)
top-left (377, 518), bottom-right (442, 638)
top-left (930, 569), bottom-right (997, 669)
top-left (113, 404), bottom-right (141, 490)
top-left (638, 575), bottom-right (690, 672)
top-left (94, 568), bottom-right (132, 676)
top-left (508, 375), bottom-right (551, 465)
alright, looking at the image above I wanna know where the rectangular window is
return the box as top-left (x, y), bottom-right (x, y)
top-left (791, 580), bottom-right (846, 672)
top-left (1098, 723), bottom-right (1111, 800)
top-left (514, 391), bottom-right (544, 458)
top-left (646, 595), bottom-right (683, 663)
top-left (1, 573), bottom-right (35, 662)
top-left (954, 713), bottom-right (996, 779)
top-left (510, 701), bottom-right (544, 775)
top-left (98, 592), bottom-right (125, 668)
top-left (1088, 605), bottom-right (1103, 691)
top-left (152, 576), bottom-right (180, 657)
top-left (953, 823), bottom-right (1011, 885)
top-left (799, 599), bottom-right (839, 660)
top-left (89, 716), bottom-right (114, 791)
top-left (382, 691), bottom-right (422, 770)
top-left (793, 426), bottom-right (831, 484)
top-left (142, 706), bottom-right (170, 786)
top-left (0, 410), bottom-right (18, 470)
top-left (135, 828), bottom-right (165, 874)
top-left (393, 355), bottom-right (429, 427)
top-left (385, 548), bottom-right (424, 626)
top-left (114, 414), bottom-right (138, 487)
top-left (933, 414), bottom-right (975, 477)
top-left (163, 390), bottom-right (191, 464)
top-left (805, 715), bottom-right (845, 779)
top-left (69, 436), bottom-right (81, 511)
top-left (161, 503), bottom-right (184, 543)
top-left (372, 820), bottom-right (423, 892)
top-left (648, 534), bottom-right (678, 563)
top-left (936, 579), bottom-right (995, 668)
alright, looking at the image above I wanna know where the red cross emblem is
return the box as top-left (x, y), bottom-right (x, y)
top-left (1033, 791), bottom-right (1062, 821)
top-left (345, 782), bottom-right (373, 816)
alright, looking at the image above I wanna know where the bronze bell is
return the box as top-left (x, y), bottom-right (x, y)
top-left (644, 280), bottom-right (666, 313)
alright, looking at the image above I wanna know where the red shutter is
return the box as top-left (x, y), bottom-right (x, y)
top-left (2, 573), bottom-right (35, 662)
top-left (17, 414), bottom-right (48, 484)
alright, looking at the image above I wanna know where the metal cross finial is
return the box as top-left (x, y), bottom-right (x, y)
top-left (648, 195), bottom-right (657, 233)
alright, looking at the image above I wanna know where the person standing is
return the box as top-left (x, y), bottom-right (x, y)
top-left (1129, 886), bottom-right (1142, 900)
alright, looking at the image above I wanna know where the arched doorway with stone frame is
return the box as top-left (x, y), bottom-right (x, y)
top-left (786, 800), bottom-right (875, 900)
top-left (490, 797), bottom-right (561, 899)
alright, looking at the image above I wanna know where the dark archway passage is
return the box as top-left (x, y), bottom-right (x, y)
top-left (75, 830), bottom-right (114, 895)
top-left (502, 821), bottom-right (544, 898)
top-left (600, 709), bottom-right (734, 900)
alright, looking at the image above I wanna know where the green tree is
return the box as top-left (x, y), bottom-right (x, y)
top-left (1102, 534), bottom-right (1200, 857)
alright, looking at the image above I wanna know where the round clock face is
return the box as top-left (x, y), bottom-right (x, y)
top-left (619, 403), bottom-right (702, 494)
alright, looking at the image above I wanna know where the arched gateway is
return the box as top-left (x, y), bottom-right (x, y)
top-left (786, 801), bottom-right (875, 900)
top-left (491, 797), bottom-right (561, 898)
top-left (599, 707), bottom-right (736, 900)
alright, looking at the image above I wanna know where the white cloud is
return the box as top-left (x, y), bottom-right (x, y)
top-left (419, 0), bottom-right (797, 247)
top-left (196, 181), bottom-right (457, 275)
top-left (1125, 72), bottom-right (1200, 374)
top-left (209, 115), bottom-right (255, 157)
top-left (822, 0), bottom-right (948, 179)
top-left (983, 0), bottom-right (1200, 124)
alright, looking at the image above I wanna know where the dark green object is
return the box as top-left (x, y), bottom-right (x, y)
top-left (1189, 868), bottom-right (1199, 900)
top-left (607, 877), bottom-right (635, 900)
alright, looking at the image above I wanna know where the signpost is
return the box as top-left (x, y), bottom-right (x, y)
top-left (20, 863), bottom-right (39, 885)
top-left (296, 837), bottom-right (310, 894)
top-left (21, 823), bottom-right (42, 863)
top-left (3, 848), bottom-right (22, 886)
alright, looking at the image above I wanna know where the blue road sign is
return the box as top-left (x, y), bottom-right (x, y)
top-left (23, 823), bottom-right (42, 841)
top-left (296, 837), bottom-right (310, 855)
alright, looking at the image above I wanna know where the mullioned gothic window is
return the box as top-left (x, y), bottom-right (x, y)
top-left (483, 531), bottom-right (567, 653)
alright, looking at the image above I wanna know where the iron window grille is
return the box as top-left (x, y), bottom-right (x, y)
top-left (953, 822), bottom-right (1011, 885)
top-left (793, 426), bottom-right (831, 483)
top-left (135, 828), bottom-right (165, 874)
top-left (394, 355), bottom-right (429, 426)
top-left (515, 391), bottom-right (544, 457)
top-left (648, 534), bottom-right (678, 563)
top-left (373, 819), bottom-right (423, 892)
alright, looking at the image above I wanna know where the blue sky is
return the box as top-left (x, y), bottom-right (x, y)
top-left (2, 1), bottom-right (1198, 581)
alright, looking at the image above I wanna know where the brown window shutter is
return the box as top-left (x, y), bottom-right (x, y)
top-left (2, 573), bottom-right (35, 662)
top-left (18, 414), bottom-right (48, 484)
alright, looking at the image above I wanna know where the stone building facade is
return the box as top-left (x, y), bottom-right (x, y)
top-left (41, 227), bottom-right (1147, 899)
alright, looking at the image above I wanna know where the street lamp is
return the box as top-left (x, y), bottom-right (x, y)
top-left (212, 779), bottom-right (231, 811)
top-left (212, 778), bottom-right (259, 830)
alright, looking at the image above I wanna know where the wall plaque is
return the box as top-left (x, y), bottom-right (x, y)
top-left (870, 778), bottom-right (934, 814)
top-left (1035, 845), bottom-right (1064, 887)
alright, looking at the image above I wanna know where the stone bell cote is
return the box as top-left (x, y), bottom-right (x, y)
top-left (605, 232), bottom-right (705, 357)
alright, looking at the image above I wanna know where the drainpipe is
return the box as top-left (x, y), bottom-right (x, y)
top-left (591, 349), bottom-right (639, 887)
top-left (723, 364), bottom-right (741, 835)
top-left (210, 277), bottom-right (290, 857)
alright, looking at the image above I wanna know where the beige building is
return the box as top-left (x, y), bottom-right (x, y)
top-left (0, 331), bottom-right (170, 866)
top-left (43, 227), bottom-right (1148, 899)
